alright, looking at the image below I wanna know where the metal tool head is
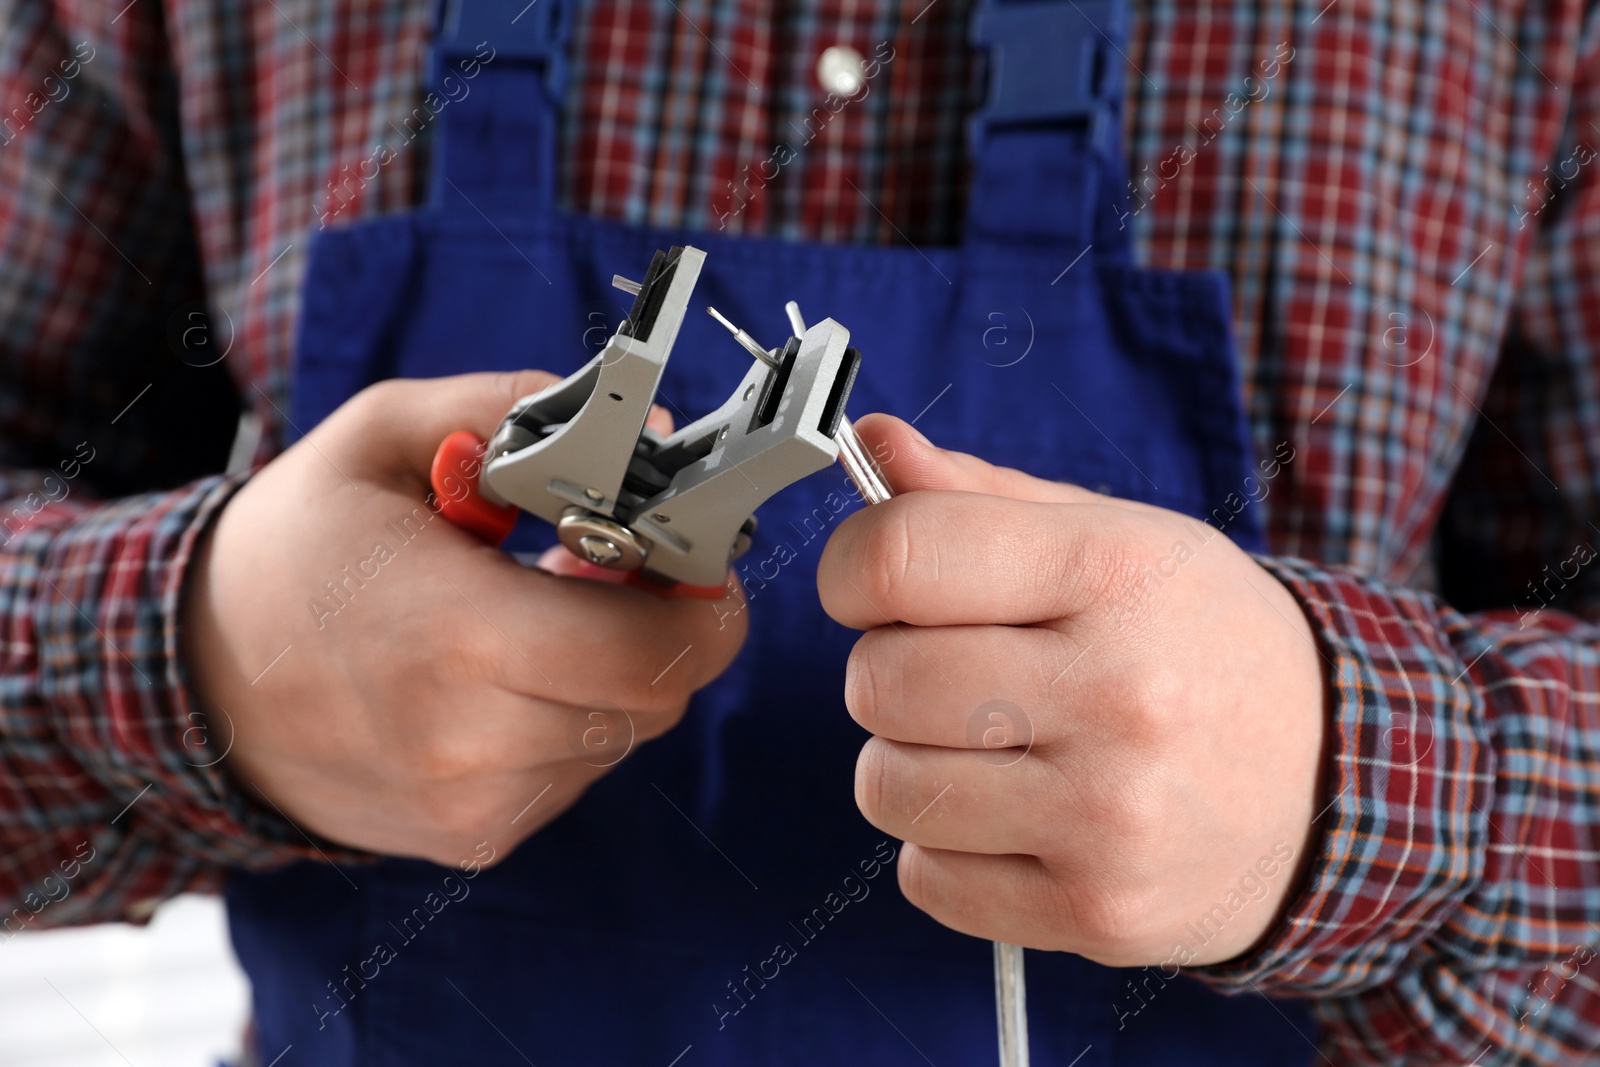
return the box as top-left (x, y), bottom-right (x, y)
top-left (480, 245), bottom-right (862, 587)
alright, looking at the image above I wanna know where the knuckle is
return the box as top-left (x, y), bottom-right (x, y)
top-left (1060, 754), bottom-right (1163, 844)
top-left (697, 593), bottom-right (751, 650)
top-left (463, 841), bottom-right (511, 871)
top-left (401, 725), bottom-right (493, 785)
top-left (844, 633), bottom-right (898, 731)
top-left (671, 602), bottom-right (748, 683)
top-left (617, 617), bottom-right (726, 706)
top-left (609, 670), bottom-right (656, 715)
top-left (344, 378), bottom-right (406, 429)
top-left (621, 657), bottom-right (694, 717)
top-left (1107, 553), bottom-right (1162, 631)
top-left (563, 701), bottom-right (636, 763)
top-left (1066, 880), bottom-right (1157, 960)
top-left (895, 845), bottom-right (976, 933)
top-left (433, 627), bottom-right (506, 691)
top-left (1121, 663), bottom-right (1187, 747)
top-left (852, 738), bottom-right (899, 827)
top-left (850, 503), bottom-right (918, 611)
top-left (1046, 518), bottom-right (1158, 625)
top-left (1125, 791), bottom-right (1170, 850)
top-left (1036, 627), bottom-right (1088, 701)
top-left (497, 368), bottom-right (560, 402)
top-left (895, 843), bottom-right (935, 910)
top-left (630, 696), bottom-right (690, 742)
top-left (578, 638), bottom-right (706, 726)
top-left (1114, 775), bottom-right (1166, 843)
top-left (423, 785), bottom-right (502, 843)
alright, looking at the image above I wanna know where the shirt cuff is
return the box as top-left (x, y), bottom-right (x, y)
top-left (1188, 554), bottom-right (1492, 996)
top-left (32, 473), bottom-right (367, 881)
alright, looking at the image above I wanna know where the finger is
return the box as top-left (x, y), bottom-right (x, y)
top-left (819, 490), bottom-right (1153, 629)
top-left (535, 543), bottom-right (738, 602)
top-left (439, 696), bottom-right (657, 783)
top-left (898, 842), bottom-right (1157, 961)
top-left (536, 544), bottom-right (587, 576)
top-left (329, 370), bottom-right (562, 485)
top-left (854, 737), bottom-right (1054, 856)
top-left (356, 762), bottom-right (598, 864)
top-left (845, 625), bottom-right (1090, 749)
top-left (895, 843), bottom-right (1070, 949)
top-left (444, 549), bottom-right (748, 708)
top-left (391, 688), bottom-right (632, 783)
top-left (645, 403), bottom-right (675, 436)
top-left (534, 544), bottom-right (635, 583)
top-left (852, 413), bottom-right (1147, 510)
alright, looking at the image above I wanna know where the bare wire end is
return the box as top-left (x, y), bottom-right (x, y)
top-left (707, 306), bottom-right (780, 368)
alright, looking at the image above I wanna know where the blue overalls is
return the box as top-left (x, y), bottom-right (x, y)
top-left (230, 0), bottom-right (1320, 1062)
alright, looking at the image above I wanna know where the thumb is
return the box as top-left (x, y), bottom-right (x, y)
top-left (323, 370), bottom-right (561, 485)
top-left (851, 413), bottom-right (1112, 506)
top-left (334, 371), bottom-right (676, 486)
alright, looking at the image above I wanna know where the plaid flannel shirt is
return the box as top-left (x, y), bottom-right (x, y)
top-left (2, 0), bottom-right (1599, 1063)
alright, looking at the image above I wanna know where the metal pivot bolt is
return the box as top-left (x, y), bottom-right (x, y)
top-left (556, 507), bottom-right (651, 570)
top-left (578, 536), bottom-right (623, 565)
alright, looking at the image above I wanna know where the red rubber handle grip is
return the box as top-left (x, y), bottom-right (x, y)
top-left (430, 431), bottom-right (519, 545)
top-left (429, 431), bottom-right (731, 600)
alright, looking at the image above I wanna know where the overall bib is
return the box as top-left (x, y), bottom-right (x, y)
top-left (229, 0), bottom-right (1319, 1062)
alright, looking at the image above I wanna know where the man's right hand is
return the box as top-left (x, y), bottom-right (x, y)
top-left (181, 372), bottom-right (748, 866)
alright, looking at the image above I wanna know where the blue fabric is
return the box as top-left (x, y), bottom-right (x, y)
top-left (242, 0), bottom-right (1315, 1062)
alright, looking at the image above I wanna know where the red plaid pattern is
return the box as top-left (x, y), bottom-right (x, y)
top-left (3, 1), bottom-right (1600, 1062)
top-left (562, 0), bottom-right (972, 241)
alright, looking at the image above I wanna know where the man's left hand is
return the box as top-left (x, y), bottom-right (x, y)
top-left (816, 414), bottom-right (1327, 967)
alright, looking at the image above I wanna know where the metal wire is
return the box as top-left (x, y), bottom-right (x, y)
top-left (994, 941), bottom-right (1030, 1067)
top-left (787, 297), bottom-right (1031, 1067)
top-left (834, 415), bottom-right (892, 505)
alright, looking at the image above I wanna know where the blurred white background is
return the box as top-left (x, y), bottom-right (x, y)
top-left (0, 894), bottom-right (249, 1067)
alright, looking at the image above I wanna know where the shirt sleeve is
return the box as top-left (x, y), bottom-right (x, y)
top-left (1196, 559), bottom-right (1600, 1066)
top-left (1189, 36), bottom-right (1600, 1066)
top-left (0, 2), bottom-right (358, 936)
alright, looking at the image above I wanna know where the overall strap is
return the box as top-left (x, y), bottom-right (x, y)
top-left (967, 0), bottom-right (1132, 257)
top-left (428, 0), bottom-right (572, 212)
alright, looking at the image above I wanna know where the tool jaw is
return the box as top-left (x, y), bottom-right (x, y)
top-left (482, 245), bottom-right (705, 524)
top-left (628, 318), bottom-right (853, 585)
top-left (473, 244), bottom-right (860, 588)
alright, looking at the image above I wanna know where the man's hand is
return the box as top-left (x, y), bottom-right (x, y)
top-left (817, 414), bottom-right (1326, 967)
top-left (182, 372), bottom-right (746, 866)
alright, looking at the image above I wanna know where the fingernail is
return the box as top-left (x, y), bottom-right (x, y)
top-left (904, 422), bottom-right (933, 448)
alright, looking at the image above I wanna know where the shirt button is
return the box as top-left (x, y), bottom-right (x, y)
top-left (817, 45), bottom-right (866, 97)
